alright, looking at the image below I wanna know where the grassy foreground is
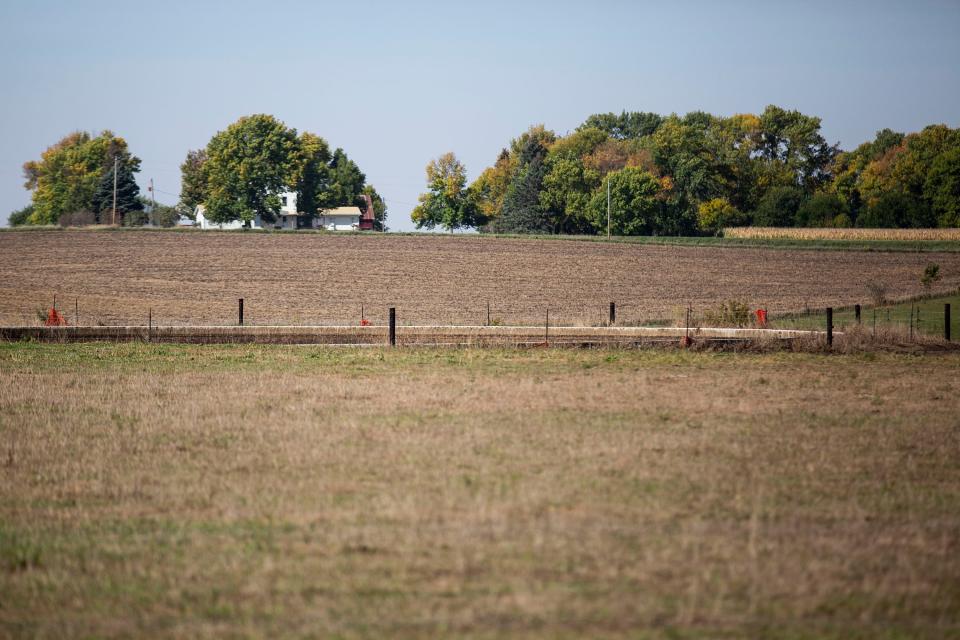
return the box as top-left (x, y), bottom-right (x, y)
top-left (1, 344), bottom-right (959, 638)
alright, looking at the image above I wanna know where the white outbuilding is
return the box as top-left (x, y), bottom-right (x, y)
top-left (314, 206), bottom-right (362, 231)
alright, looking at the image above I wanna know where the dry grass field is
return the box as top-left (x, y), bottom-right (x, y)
top-left (725, 227), bottom-right (960, 241)
top-left (2, 230), bottom-right (960, 327)
top-left (1, 344), bottom-right (958, 638)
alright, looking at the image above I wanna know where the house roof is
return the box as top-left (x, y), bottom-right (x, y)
top-left (320, 207), bottom-right (362, 217)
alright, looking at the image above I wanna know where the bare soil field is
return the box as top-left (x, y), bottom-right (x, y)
top-left (2, 230), bottom-right (960, 327)
top-left (1, 344), bottom-right (958, 638)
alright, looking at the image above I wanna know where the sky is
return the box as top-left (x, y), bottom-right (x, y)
top-left (1, 0), bottom-right (958, 230)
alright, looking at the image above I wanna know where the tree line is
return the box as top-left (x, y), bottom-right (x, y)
top-left (10, 114), bottom-right (386, 230)
top-left (412, 106), bottom-right (960, 235)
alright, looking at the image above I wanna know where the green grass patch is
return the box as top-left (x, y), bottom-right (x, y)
top-left (4, 225), bottom-right (960, 252)
top-left (774, 291), bottom-right (960, 336)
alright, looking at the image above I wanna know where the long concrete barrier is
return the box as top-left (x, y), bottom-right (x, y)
top-left (0, 325), bottom-right (829, 346)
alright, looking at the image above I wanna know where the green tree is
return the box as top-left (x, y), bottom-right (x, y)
top-left (203, 114), bottom-right (300, 224)
top-left (411, 153), bottom-right (480, 231)
top-left (178, 149), bottom-right (208, 214)
top-left (857, 191), bottom-right (933, 228)
top-left (291, 132), bottom-right (332, 219)
top-left (325, 148), bottom-right (366, 209)
top-left (469, 149), bottom-right (514, 225)
top-left (548, 127), bottom-right (609, 161)
top-left (650, 114), bottom-right (724, 227)
top-left (757, 105), bottom-right (838, 191)
top-left (586, 167), bottom-right (662, 235)
top-left (925, 147), bottom-right (960, 227)
top-left (539, 157), bottom-right (600, 233)
top-left (752, 185), bottom-right (806, 226)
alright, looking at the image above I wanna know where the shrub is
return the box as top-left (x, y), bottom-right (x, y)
top-left (150, 204), bottom-right (181, 228)
top-left (831, 213), bottom-right (852, 228)
top-left (8, 205), bottom-right (33, 226)
top-left (57, 210), bottom-right (96, 227)
top-left (123, 210), bottom-right (149, 227)
top-left (795, 193), bottom-right (848, 227)
top-left (865, 281), bottom-right (889, 306)
top-left (921, 263), bottom-right (941, 292)
top-left (697, 198), bottom-right (746, 235)
top-left (704, 300), bottom-right (752, 327)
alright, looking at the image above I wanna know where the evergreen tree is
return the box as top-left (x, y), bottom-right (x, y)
top-left (496, 138), bottom-right (551, 233)
top-left (93, 157), bottom-right (143, 223)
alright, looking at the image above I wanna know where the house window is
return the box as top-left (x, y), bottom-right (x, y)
top-left (281, 196), bottom-right (288, 206)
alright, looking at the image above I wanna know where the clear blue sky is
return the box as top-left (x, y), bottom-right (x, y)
top-left (1, 0), bottom-right (958, 230)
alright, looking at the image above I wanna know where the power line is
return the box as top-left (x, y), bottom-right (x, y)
top-left (383, 197), bottom-right (418, 207)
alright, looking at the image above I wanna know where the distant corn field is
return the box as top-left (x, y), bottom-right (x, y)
top-left (724, 227), bottom-right (960, 241)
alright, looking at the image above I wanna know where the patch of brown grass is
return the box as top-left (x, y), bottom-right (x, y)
top-left (0, 345), bottom-right (958, 637)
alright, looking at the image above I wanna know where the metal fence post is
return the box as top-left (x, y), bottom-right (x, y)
top-left (389, 307), bottom-right (396, 347)
top-left (826, 307), bottom-right (833, 348)
top-left (545, 309), bottom-right (549, 346)
top-left (609, 302), bottom-right (616, 325)
top-left (239, 298), bottom-right (244, 326)
top-left (855, 304), bottom-right (861, 324)
top-left (946, 303), bottom-right (951, 341)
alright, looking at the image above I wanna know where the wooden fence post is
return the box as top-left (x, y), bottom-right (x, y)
top-left (389, 307), bottom-right (396, 347)
top-left (148, 308), bottom-right (152, 343)
top-left (826, 307), bottom-right (833, 348)
top-left (609, 302), bottom-right (616, 325)
top-left (238, 298), bottom-right (244, 326)
top-left (945, 303), bottom-right (951, 341)
top-left (855, 304), bottom-right (861, 324)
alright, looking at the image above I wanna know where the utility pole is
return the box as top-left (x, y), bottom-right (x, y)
top-left (606, 178), bottom-right (611, 239)
top-left (149, 178), bottom-right (156, 225)
top-left (111, 155), bottom-right (118, 226)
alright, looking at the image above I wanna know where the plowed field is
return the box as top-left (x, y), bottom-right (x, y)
top-left (1, 231), bottom-right (959, 326)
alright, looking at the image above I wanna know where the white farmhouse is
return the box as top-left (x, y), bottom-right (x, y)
top-left (194, 191), bottom-right (300, 230)
top-left (193, 191), bottom-right (371, 231)
top-left (275, 192), bottom-right (299, 230)
top-left (195, 205), bottom-right (264, 230)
